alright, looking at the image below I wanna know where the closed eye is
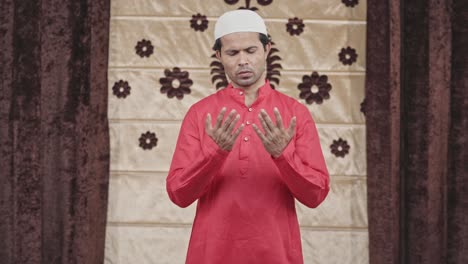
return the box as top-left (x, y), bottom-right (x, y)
top-left (246, 47), bottom-right (258, 53)
top-left (225, 50), bottom-right (239, 56)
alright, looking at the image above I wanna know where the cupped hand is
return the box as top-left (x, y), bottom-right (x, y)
top-left (205, 107), bottom-right (244, 151)
top-left (252, 107), bottom-right (296, 158)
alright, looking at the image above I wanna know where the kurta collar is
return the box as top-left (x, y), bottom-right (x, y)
top-left (225, 80), bottom-right (273, 104)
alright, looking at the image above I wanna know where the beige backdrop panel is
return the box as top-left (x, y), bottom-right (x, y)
top-left (106, 0), bottom-right (368, 263)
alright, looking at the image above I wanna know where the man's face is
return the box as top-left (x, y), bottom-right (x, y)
top-left (216, 32), bottom-right (271, 89)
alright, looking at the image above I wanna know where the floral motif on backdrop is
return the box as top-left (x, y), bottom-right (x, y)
top-left (135, 39), bottom-right (154, 58)
top-left (210, 55), bottom-right (229, 90)
top-left (265, 40), bottom-right (282, 89)
top-left (112, 80), bottom-right (131, 98)
top-left (339, 46), bottom-right (358, 65)
top-left (159, 67), bottom-right (193, 100)
top-left (286, 17), bottom-right (305, 36)
top-left (342, 0), bottom-right (359, 8)
top-left (360, 98), bottom-right (367, 115)
top-left (330, 138), bottom-right (350, 158)
top-left (139, 131), bottom-right (158, 150)
top-left (224, 0), bottom-right (273, 11)
top-left (190, 13), bottom-right (209, 32)
top-left (297, 71), bottom-right (332, 104)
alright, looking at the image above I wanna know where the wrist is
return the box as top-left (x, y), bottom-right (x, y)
top-left (271, 150), bottom-right (282, 159)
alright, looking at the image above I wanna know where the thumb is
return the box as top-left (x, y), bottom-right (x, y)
top-left (205, 113), bottom-right (212, 132)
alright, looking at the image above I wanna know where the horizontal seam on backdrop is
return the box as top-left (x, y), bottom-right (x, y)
top-left (108, 171), bottom-right (367, 179)
top-left (106, 222), bottom-right (369, 231)
top-left (110, 16), bottom-right (367, 24)
top-left (108, 119), bottom-right (366, 127)
top-left (107, 67), bottom-right (367, 74)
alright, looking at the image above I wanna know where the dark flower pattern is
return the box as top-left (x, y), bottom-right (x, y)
top-left (286, 17), bottom-right (305, 36)
top-left (135, 39), bottom-right (154, 58)
top-left (112, 80), bottom-right (131, 98)
top-left (257, 0), bottom-right (273, 5)
top-left (225, 0), bottom-right (273, 10)
top-left (224, 0), bottom-right (273, 5)
top-left (339, 46), bottom-right (358, 65)
top-left (210, 36), bottom-right (282, 90)
top-left (159, 67), bottom-right (193, 100)
top-left (190, 13), bottom-right (209, 32)
top-left (330, 138), bottom-right (350, 158)
top-left (139, 131), bottom-right (158, 150)
top-left (342, 0), bottom-right (359, 7)
top-left (297, 71), bottom-right (332, 104)
top-left (360, 98), bottom-right (367, 115)
top-left (266, 38), bottom-right (282, 89)
top-left (238, 6), bottom-right (259, 11)
top-left (210, 55), bottom-right (229, 90)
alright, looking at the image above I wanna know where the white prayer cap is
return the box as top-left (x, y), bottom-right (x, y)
top-left (214, 10), bottom-right (268, 40)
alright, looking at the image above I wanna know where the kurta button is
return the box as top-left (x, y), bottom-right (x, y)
top-left (239, 91), bottom-right (244, 95)
top-left (248, 107), bottom-right (253, 112)
top-left (244, 137), bottom-right (249, 141)
top-left (246, 121), bottom-right (251, 125)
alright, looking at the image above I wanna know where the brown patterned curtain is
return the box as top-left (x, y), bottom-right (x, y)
top-left (366, 0), bottom-right (468, 263)
top-left (0, 1), bottom-right (110, 263)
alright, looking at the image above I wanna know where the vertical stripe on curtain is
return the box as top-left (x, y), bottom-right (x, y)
top-left (366, 0), bottom-right (468, 263)
top-left (447, 1), bottom-right (468, 263)
top-left (365, 0), bottom-right (402, 262)
top-left (0, 1), bottom-right (111, 263)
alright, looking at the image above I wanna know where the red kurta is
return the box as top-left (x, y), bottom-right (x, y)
top-left (166, 81), bottom-right (330, 264)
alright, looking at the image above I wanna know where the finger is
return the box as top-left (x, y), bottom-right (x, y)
top-left (287, 116), bottom-right (297, 137)
top-left (222, 110), bottom-right (237, 131)
top-left (205, 113), bottom-right (212, 132)
top-left (252, 124), bottom-right (267, 142)
top-left (225, 114), bottom-right (240, 134)
top-left (260, 109), bottom-right (276, 131)
top-left (258, 113), bottom-right (270, 134)
top-left (231, 123), bottom-right (245, 140)
top-left (273, 107), bottom-right (284, 130)
top-left (215, 107), bottom-right (227, 129)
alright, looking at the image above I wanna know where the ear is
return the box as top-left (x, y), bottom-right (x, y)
top-left (216, 50), bottom-right (221, 60)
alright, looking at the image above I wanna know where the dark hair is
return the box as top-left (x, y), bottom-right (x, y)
top-left (212, 33), bottom-right (270, 53)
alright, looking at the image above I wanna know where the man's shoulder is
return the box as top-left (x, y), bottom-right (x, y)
top-left (271, 89), bottom-right (307, 111)
top-left (190, 89), bottom-right (224, 109)
top-left (185, 88), bottom-right (226, 117)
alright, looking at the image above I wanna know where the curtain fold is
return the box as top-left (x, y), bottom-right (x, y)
top-left (366, 0), bottom-right (468, 263)
top-left (447, 1), bottom-right (468, 263)
top-left (0, 1), bottom-right (110, 263)
top-left (366, 0), bottom-right (402, 263)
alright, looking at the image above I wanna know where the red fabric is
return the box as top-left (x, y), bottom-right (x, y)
top-left (166, 81), bottom-right (329, 264)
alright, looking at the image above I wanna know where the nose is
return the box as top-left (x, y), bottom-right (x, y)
top-left (238, 52), bottom-right (248, 66)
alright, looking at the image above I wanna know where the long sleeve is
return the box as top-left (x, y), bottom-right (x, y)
top-left (166, 107), bottom-right (229, 208)
top-left (273, 104), bottom-right (330, 208)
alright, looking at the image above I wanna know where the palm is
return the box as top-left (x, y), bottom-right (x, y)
top-left (252, 108), bottom-right (296, 158)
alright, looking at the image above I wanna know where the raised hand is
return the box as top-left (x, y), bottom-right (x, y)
top-left (252, 107), bottom-right (296, 158)
top-left (205, 107), bottom-right (245, 151)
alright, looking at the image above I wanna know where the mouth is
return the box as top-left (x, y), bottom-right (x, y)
top-left (237, 70), bottom-right (253, 78)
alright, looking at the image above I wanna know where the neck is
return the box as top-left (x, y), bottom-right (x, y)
top-left (235, 78), bottom-right (266, 107)
top-left (235, 74), bottom-right (267, 96)
top-left (242, 83), bottom-right (262, 96)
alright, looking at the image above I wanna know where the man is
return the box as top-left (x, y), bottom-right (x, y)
top-left (166, 10), bottom-right (329, 264)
